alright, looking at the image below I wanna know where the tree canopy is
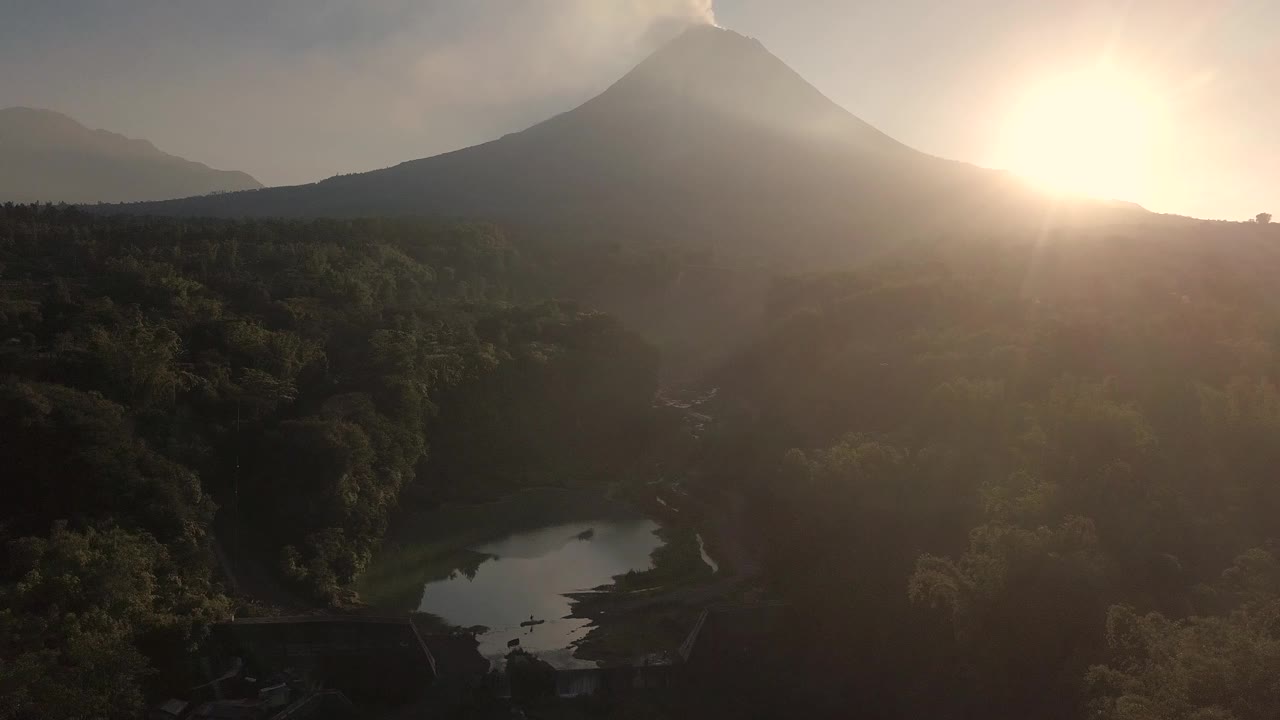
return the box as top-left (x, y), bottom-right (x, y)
top-left (701, 224), bottom-right (1280, 718)
top-left (0, 205), bottom-right (657, 717)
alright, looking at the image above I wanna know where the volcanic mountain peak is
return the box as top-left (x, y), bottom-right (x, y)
top-left (113, 23), bottom-right (1146, 246)
top-left (522, 24), bottom-right (910, 157)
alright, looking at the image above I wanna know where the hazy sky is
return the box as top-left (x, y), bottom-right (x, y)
top-left (2, 0), bottom-right (1275, 220)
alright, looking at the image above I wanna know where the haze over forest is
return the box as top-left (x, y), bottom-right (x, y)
top-left (2, 3), bottom-right (1279, 720)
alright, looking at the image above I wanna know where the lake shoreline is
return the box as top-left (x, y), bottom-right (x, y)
top-left (351, 481), bottom-right (743, 669)
top-left (355, 486), bottom-right (671, 667)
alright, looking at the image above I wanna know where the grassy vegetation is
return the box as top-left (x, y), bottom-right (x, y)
top-left (568, 523), bottom-right (721, 665)
top-left (570, 599), bottom-right (701, 666)
top-left (608, 526), bottom-right (714, 592)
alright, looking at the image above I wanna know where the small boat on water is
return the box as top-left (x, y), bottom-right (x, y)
top-left (574, 528), bottom-right (595, 541)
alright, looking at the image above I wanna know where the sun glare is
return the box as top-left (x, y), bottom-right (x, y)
top-left (997, 68), bottom-right (1160, 202)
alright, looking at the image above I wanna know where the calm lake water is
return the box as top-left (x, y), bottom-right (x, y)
top-left (358, 489), bottom-right (663, 668)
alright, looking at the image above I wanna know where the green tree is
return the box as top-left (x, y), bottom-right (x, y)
top-left (0, 524), bottom-right (229, 720)
top-left (911, 517), bottom-right (1111, 718)
top-left (1089, 548), bottom-right (1280, 720)
top-left (0, 380), bottom-right (214, 552)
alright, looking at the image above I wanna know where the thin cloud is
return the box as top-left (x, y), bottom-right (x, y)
top-left (0, 0), bottom-right (718, 185)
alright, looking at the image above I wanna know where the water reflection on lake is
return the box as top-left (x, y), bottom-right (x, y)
top-left (359, 489), bottom-right (662, 668)
top-left (420, 519), bottom-right (660, 666)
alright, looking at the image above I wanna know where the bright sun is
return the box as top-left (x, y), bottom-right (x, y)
top-left (997, 68), bottom-right (1160, 201)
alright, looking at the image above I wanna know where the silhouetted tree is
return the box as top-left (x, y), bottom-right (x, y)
top-left (1258, 212), bottom-right (1272, 224)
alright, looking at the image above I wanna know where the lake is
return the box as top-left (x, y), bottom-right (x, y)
top-left (358, 488), bottom-right (665, 668)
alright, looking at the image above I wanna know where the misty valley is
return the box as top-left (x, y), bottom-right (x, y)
top-left (3, 17), bottom-right (1280, 720)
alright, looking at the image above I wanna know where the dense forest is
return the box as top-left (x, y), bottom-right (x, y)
top-left (0, 205), bottom-right (657, 718)
top-left (700, 221), bottom-right (1280, 718)
top-left (5, 201), bottom-right (1280, 720)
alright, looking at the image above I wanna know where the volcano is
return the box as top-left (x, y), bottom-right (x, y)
top-left (118, 26), bottom-right (1146, 257)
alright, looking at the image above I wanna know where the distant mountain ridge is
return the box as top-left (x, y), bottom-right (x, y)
top-left (0, 107), bottom-right (261, 203)
top-left (115, 26), bottom-right (1150, 258)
